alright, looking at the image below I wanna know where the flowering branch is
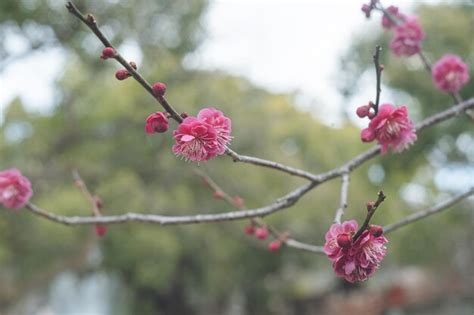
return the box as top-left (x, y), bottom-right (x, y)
top-left (22, 97), bottom-right (474, 230)
top-left (384, 187), bottom-right (474, 234)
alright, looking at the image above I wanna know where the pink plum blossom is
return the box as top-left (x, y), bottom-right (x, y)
top-left (389, 17), bottom-right (425, 56)
top-left (324, 220), bottom-right (388, 283)
top-left (382, 6), bottom-right (405, 29)
top-left (432, 54), bottom-right (470, 93)
top-left (0, 168), bottom-right (33, 209)
top-left (172, 117), bottom-right (219, 162)
top-left (361, 104), bottom-right (417, 154)
top-left (145, 112), bottom-right (169, 134)
top-left (197, 107), bottom-right (232, 154)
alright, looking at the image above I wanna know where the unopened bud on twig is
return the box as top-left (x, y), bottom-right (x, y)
top-left (115, 69), bottom-right (131, 80)
top-left (366, 201), bottom-right (375, 212)
top-left (152, 82), bottom-right (167, 97)
top-left (268, 240), bottom-right (282, 252)
top-left (101, 47), bottom-right (116, 60)
top-left (255, 226), bottom-right (269, 240)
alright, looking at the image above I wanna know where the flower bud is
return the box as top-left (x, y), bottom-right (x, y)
top-left (336, 233), bottom-right (352, 248)
top-left (95, 224), bottom-right (107, 237)
top-left (356, 105), bottom-right (370, 118)
top-left (145, 112), bottom-right (169, 134)
top-left (213, 190), bottom-right (225, 199)
top-left (361, 4), bottom-right (372, 18)
top-left (268, 240), bottom-right (282, 252)
top-left (244, 224), bottom-right (255, 235)
top-left (115, 69), bottom-right (131, 81)
top-left (255, 227), bottom-right (269, 240)
top-left (366, 201), bottom-right (375, 211)
top-left (152, 82), bottom-right (167, 97)
top-left (369, 224), bottom-right (383, 237)
top-left (101, 47), bottom-right (116, 59)
top-left (233, 196), bottom-right (245, 208)
top-left (94, 195), bottom-right (103, 209)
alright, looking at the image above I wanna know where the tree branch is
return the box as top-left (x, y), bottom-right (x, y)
top-left (333, 172), bottom-right (350, 224)
top-left (384, 187), bottom-right (474, 234)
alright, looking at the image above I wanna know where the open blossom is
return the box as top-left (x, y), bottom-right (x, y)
top-left (197, 107), bottom-right (232, 154)
top-left (0, 168), bottom-right (33, 209)
top-left (172, 117), bottom-right (219, 162)
top-left (145, 112), bottom-right (169, 134)
top-left (361, 104), bottom-right (417, 154)
top-left (432, 54), bottom-right (470, 93)
top-left (382, 6), bottom-right (405, 29)
top-left (324, 220), bottom-right (388, 283)
top-left (389, 16), bottom-right (425, 56)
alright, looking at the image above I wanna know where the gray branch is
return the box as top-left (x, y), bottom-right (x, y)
top-left (384, 187), bottom-right (474, 234)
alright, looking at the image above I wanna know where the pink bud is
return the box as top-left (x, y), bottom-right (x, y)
top-left (268, 240), bottom-right (282, 252)
top-left (145, 112), bottom-right (169, 134)
top-left (233, 196), bottom-right (245, 208)
top-left (244, 224), bottom-right (255, 235)
top-left (152, 82), bottom-right (167, 97)
top-left (336, 233), bottom-right (352, 248)
top-left (361, 4), bottom-right (372, 18)
top-left (213, 191), bottom-right (225, 199)
top-left (255, 227), bottom-right (269, 240)
top-left (101, 47), bottom-right (116, 59)
top-left (356, 105), bottom-right (370, 118)
top-left (94, 196), bottom-right (103, 209)
top-left (115, 69), bottom-right (131, 80)
top-left (366, 201), bottom-right (375, 211)
top-left (95, 224), bottom-right (107, 237)
top-left (369, 224), bottom-right (384, 237)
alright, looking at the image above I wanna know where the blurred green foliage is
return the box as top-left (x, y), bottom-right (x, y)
top-left (0, 1), bottom-right (472, 314)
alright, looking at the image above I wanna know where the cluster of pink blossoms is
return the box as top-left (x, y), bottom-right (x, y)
top-left (0, 169), bottom-right (33, 209)
top-left (361, 3), bottom-right (424, 56)
top-left (358, 103), bottom-right (417, 154)
top-left (432, 54), bottom-right (470, 93)
top-left (142, 80), bottom-right (232, 162)
top-left (324, 220), bottom-right (388, 283)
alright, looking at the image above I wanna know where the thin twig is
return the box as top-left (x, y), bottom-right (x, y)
top-left (65, 2), bottom-right (183, 123)
top-left (384, 187), bottom-right (474, 234)
top-left (372, 45), bottom-right (383, 115)
top-left (333, 172), bottom-right (350, 224)
top-left (353, 191), bottom-right (386, 241)
top-left (72, 169), bottom-right (101, 217)
top-left (285, 239), bottom-right (325, 254)
top-left (195, 169), bottom-right (323, 253)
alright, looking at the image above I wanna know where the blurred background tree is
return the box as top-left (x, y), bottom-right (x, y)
top-left (0, 1), bottom-right (472, 314)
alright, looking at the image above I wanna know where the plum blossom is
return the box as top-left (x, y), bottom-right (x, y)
top-left (197, 107), bottom-right (232, 154)
top-left (324, 220), bottom-right (388, 283)
top-left (0, 168), bottom-right (33, 209)
top-left (432, 54), bottom-right (470, 93)
top-left (172, 117), bottom-right (219, 162)
top-left (389, 16), bottom-right (425, 56)
top-left (361, 104), bottom-right (417, 154)
top-left (382, 6), bottom-right (405, 29)
top-left (172, 107), bottom-right (232, 162)
top-left (145, 112), bottom-right (169, 134)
